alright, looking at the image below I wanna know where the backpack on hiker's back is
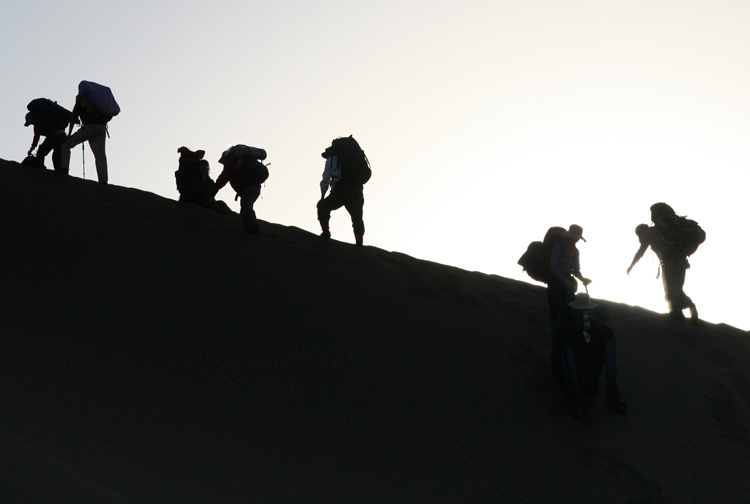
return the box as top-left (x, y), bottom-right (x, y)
top-left (220, 144), bottom-right (269, 185)
top-left (650, 203), bottom-right (705, 257)
top-left (518, 226), bottom-right (566, 284)
top-left (26, 98), bottom-right (73, 133)
top-left (77, 80), bottom-right (120, 122)
top-left (327, 135), bottom-right (371, 185)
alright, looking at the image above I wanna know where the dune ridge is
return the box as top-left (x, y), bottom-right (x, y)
top-left (1, 158), bottom-right (749, 503)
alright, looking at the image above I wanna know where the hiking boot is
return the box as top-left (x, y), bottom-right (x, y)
top-left (668, 310), bottom-right (686, 321)
top-left (320, 230), bottom-right (331, 239)
top-left (606, 379), bottom-right (627, 415)
top-left (569, 385), bottom-right (586, 420)
top-left (606, 395), bottom-right (628, 415)
top-left (244, 222), bottom-right (262, 235)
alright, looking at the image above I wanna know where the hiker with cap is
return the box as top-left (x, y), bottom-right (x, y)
top-left (23, 100), bottom-right (72, 172)
top-left (559, 292), bottom-right (627, 420)
top-left (627, 203), bottom-right (703, 322)
top-left (547, 224), bottom-right (592, 374)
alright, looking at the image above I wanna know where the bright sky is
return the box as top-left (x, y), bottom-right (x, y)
top-left (2, 0), bottom-right (748, 330)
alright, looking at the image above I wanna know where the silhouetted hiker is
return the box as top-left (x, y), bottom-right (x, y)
top-left (627, 203), bottom-right (704, 322)
top-left (60, 81), bottom-right (120, 183)
top-left (23, 98), bottom-right (73, 172)
top-left (175, 147), bottom-right (233, 215)
top-left (548, 224), bottom-right (591, 375)
top-left (559, 292), bottom-right (627, 420)
top-left (317, 135), bottom-right (371, 246)
top-left (213, 145), bottom-right (269, 235)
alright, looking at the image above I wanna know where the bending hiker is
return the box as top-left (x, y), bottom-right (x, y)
top-left (317, 135), bottom-right (371, 246)
top-left (548, 224), bottom-right (591, 374)
top-left (213, 145), bottom-right (269, 234)
top-left (627, 202), bottom-right (704, 322)
top-left (60, 81), bottom-right (120, 183)
top-left (23, 98), bottom-right (73, 172)
top-left (175, 147), bottom-right (232, 214)
top-left (559, 292), bottom-right (627, 420)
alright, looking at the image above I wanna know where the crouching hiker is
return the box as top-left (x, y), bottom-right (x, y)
top-left (317, 135), bottom-right (371, 246)
top-left (559, 292), bottom-right (627, 420)
top-left (23, 98), bottom-right (73, 172)
top-left (175, 147), bottom-right (233, 215)
top-left (213, 145), bottom-right (269, 234)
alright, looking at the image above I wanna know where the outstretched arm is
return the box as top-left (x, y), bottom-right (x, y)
top-left (627, 243), bottom-right (649, 275)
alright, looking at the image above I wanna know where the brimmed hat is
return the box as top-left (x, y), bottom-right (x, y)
top-left (177, 146), bottom-right (205, 164)
top-left (24, 112), bottom-right (34, 127)
top-left (569, 293), bottom-right (598, 310)
top-left (562, 224), bottom-right (586, 242)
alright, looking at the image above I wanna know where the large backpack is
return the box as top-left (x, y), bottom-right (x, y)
top-left (239, 159), bottom-right (269, 185)
top-left (329, 135), bottom-right (371, 185)
top-left (651, 204), bottom-right (705, 257)
top-left (26, 98), bottom-right (73, 132)
top-left (222, 145), bottom-right (269, 185)
top-left (658, 217), bottom-right (705, 257)
top-left (77, 81), bottom-right (120, 120)
top-left (517, 226), bottom-right (566, 284)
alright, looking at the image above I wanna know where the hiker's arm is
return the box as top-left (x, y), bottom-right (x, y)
top-left (68, 99), bottom-right (82, 135)
top-left (28, 126), bottom-right (41, 155)
top-left (574, 271), bottom-right (592, 286)
top-left (320, 156), bottom-right (336, 199)
top-left (627, 243), bottom-right (649, 275)
top-left (213, 167), bottom-right (230, 194)
top-left (573, 254), bottom-right (591, 285)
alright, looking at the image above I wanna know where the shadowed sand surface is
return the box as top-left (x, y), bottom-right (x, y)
top-left (1, 158), bottom-right (749, 503)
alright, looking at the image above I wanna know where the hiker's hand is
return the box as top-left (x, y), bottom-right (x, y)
top-left (582, 278), bottom-right (592, 286)
top-left (626, 266), bottom-right (633, 275)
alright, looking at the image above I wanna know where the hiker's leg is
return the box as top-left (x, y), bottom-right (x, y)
top-left (36, 134), bottom-right (60, 168)
top-left (60, 127), bottom-right (93, 174)
top-left (317, 187), bottom-right (346, 228)
top-left (87, 124), bottom-right (108, 184)
top-left (603, 337), bottom-right (617, 382)
top-left (561, 346), bottom-right (584, 418)
top-left (603, 338), bottom-right (627, 413)
top-left (663, 259), bottom-right (689, 315)
top-left (49, 132), bottom-right (67, 172)
top-left (319, 219), bottom-right (331, 238)
top-left (547, 280), bottom-right (564, 371)
top-left (343, 186), bottom-right (365, 244)
top-left (240, 184), bottom-right (261, 234)
top-left (687, 299), bottom-right (698, 320)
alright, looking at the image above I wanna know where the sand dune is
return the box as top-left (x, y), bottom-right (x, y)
top-left (1, 158), bottom-right (749, 503)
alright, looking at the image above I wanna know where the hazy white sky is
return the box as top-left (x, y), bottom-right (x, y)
top-left (2, 0), bottom-right (749, 330)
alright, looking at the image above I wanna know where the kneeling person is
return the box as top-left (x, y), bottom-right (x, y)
top-left (559, 292), bottom-right (627, 419)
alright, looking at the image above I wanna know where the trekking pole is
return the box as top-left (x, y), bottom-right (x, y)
top-left (82, 143), bottom-right (85, 179)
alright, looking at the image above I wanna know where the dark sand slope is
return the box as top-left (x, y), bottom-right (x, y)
top-left (1, 158), bottom-right (749, 503)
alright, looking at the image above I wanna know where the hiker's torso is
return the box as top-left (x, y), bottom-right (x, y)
top-left (551, 242), bottom-right (579, 279)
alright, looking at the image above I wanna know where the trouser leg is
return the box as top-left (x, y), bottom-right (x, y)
top-left (87, 125), bottom-right (108, 183)
top-left (240, 184), bottom-right (261, 234)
